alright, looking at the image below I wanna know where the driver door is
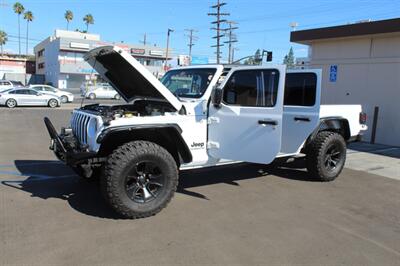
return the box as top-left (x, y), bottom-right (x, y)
top-left (207, 66), bottom-right (286, 164)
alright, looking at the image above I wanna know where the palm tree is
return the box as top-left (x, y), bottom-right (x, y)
top-left (24, 11), bottom-right (33, 55)
top-left (65, 10), bottom-right (73, 30)
top-left (0, 30), bottom-right (8, 55)
top-left (13, 2), bottom-right (25, 55)
top-left (83, 14), bottom-right (94, 32)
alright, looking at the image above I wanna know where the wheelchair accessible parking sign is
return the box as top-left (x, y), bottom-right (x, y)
top-left (330, 65), bottom-right (338, 82)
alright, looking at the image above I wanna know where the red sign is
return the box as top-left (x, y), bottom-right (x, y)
top-left (130, 48), bottom-right (146, 55)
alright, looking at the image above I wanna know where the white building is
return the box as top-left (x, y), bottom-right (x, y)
top-left (291, 18), bottom-right (400, 146)
top-left (34, 30), bottom-right (170, 89)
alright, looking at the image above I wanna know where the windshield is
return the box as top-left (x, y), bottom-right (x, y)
top-left (160, 68), bottom-right (217, 98)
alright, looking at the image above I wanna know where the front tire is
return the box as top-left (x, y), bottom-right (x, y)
top-left (88, 93), bottom-right (96, 100)
top-left (60, 95), bottom-right (68, 103)
top-left (48, 98), bottom-right (59, 108)
top-left (102, 141), bottom-right (178, 219)
top-left (306, 132), bottom-right (346, 182)
top-left (114, 94), bottom-right (121, 100)
top-left (6, 98), bottom-right (17, 108)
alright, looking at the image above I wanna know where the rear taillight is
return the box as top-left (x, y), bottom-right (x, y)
top-left (359, 112), bottom-right (367, 124)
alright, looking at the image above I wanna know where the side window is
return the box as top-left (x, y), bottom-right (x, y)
top-left (284, 73), bottom-right (317, 106)
top-left (27, 89), bottom-right (38, 95)
top-left (223, 69), bottom-right (279, 107)
top-left (14, 90), bottom-right (25, 94)
top-left (8, 90), bottom-right (16, 94)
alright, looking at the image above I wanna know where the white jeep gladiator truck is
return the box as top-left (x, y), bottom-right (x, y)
top-left (44, 46), bottom-right (367, 219)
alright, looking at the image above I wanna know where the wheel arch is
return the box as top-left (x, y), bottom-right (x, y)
top-left (97, 124), bottom-right (192, 165)
top-left (307, 117), bottom-right (351, 145)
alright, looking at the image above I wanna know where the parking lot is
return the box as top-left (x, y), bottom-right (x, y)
top-left (1, 106), bottom-right (399, 265)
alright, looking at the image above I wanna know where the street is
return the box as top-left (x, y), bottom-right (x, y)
top-left (0, 107), bottom-right (399, 265)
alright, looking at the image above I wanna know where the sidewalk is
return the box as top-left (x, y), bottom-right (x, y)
top-left (346, 142), bottom-right (400, 180)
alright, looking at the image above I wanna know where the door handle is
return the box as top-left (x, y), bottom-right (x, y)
top-left (294, 117), bottom-right (311, 122)
top-left (258, 120), bottom-right (278, 126)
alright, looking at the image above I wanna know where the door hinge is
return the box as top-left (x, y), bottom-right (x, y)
top-left (207, 117), bottom-right (220, 124)
top-left (207, 141), bottom-right (220, 149)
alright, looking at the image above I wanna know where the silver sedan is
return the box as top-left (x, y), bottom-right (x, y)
top-left (0, 88), bottom-right (61, 108)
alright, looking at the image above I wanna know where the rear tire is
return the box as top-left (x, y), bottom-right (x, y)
top-left (306, 131), bottom-right (346, 182)
top-left (88, 93), bottom-right (96, 100)
top-left (114, 94), bottom-right (121, 100)
top-left (102, 141), bottom-right (178, 219)
top-left (6, 98), bottom-right (17, 108)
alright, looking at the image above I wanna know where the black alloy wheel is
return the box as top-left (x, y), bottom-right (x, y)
top-left (125, 161), bottom-right (166, 204)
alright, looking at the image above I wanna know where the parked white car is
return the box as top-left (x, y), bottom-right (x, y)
top-left (0, 88), bottom-right (60, 108)
top-left (45, 46), bottom-right (367, 219)
top-left (0, 80), bottom-right (24, 92)
top-left (30, 84), bottom-right (74, 103)
top-left (84, 85), bottom-right (121, 100)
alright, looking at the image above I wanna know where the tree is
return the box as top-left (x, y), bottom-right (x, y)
top-left (83, 14), bottom-right (94, 32)
top-left (283, 47), bottom-right (295, 69)
top-left (243, 49), bottom-right (262, 65)
top-left (13, 2), bottom-right (25, 55)
top-left (65, 10), bottom-right (73, 30)
top-left (0, 30), bottom-right (8, 55)
top-left (254, 49), bottom-right (262, 65)
top-left (24, 11), bottom-right (34, 55)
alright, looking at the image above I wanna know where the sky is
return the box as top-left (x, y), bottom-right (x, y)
top-left (0, 0), bottom-right (399, 63)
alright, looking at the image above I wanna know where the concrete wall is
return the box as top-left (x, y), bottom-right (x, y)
top-left (309, 33), bottom-right (400, 146)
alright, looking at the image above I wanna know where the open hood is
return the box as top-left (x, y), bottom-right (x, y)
top-left (84, 46), bottom-right (183, 111)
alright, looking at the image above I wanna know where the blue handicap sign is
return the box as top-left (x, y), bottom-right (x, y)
top-left (330, 65), bottom-right (338, 82)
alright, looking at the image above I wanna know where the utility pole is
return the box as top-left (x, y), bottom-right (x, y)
top-left (208, 0), bottom-right (229, 64)
top-left (139, 33), bottom-right (147, 46)
top-left (164, 28), bottom-right (173, 71)
top-left (232, 47), bottom-right (239, 63)
top-left (223, 21), bottom-right (238, 63)
top-left (184, 29), bottom-right (198, 60)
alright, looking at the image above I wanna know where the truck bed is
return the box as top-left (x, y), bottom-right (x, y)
top-left (320, 105), bottom-right (367, 138)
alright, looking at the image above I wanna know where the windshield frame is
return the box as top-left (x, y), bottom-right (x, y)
top-left (161, 68), bottom-right (218, 99)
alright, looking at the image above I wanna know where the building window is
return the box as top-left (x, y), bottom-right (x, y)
top-left (38, 49), bottom-right (44, 57)
top-left (38, 62), bottom-right (45, 69)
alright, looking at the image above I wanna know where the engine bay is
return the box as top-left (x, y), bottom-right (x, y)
top-left (80, 99), bottom-right (177, 121)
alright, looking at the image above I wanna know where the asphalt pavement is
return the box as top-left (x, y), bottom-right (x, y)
top-left (0, 108), bottom-right (399, 265)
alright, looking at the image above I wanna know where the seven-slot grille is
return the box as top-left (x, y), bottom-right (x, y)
top-left (71, 112), bottom-right (91, 145)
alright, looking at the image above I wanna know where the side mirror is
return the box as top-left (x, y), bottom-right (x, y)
top-left (211, 87), bottom-right (223, 108)
top-left (37, 92), bottom-right (43, 96)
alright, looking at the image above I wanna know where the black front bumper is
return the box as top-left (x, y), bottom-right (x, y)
top-left (44, 117), bottom-right (98, 166)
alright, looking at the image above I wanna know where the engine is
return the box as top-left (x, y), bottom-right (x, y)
top-left (80, 99), bottom-right (177, 121)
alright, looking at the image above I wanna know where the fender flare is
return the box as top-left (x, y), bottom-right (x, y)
top-left (96, 124), bottom-right (192, 163)
top-left (307, 117), bottom-right (351, 144)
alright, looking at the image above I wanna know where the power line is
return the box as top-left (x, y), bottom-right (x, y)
top-left (184, 29), bottom-right (198, 58)
top-left (208, 0), bottom-right (230, 64)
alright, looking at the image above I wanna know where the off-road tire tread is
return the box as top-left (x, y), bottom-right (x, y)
top-left (306, 131), bottom-right (346, 182)
top-left (102, 140), bottom-right (178, 219)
